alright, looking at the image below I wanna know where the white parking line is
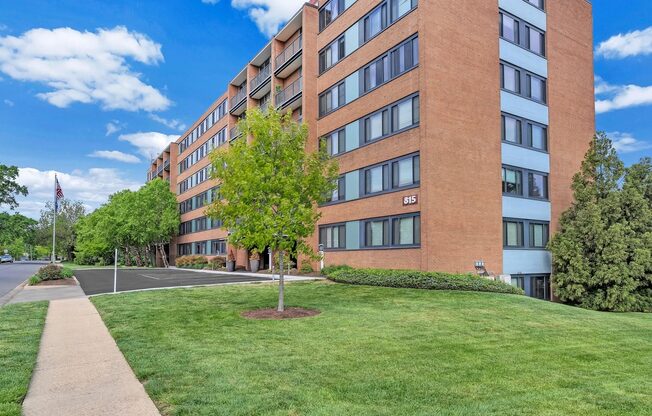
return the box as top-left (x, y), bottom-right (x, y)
top-left (139, 274), bottom-right (162, 280)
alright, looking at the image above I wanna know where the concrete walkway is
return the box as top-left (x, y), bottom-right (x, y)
top-left (23, 297), bottom-right (160, 416)
top-left (8, 285), bottom-right (85, 304)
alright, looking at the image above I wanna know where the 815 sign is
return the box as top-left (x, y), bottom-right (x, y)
top-left (403, 195), bottom-right (418, 206)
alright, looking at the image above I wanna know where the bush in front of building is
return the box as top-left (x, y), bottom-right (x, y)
top-left (176, 255), bottom-right (209, 269)
top-left (208, 256), bottom-right (226, 270)
top-left (327, 267), bottom-right (524, 295)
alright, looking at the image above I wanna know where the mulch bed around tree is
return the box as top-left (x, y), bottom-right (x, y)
top-left (34, 279), bottom-right (77, 287)
top-left (241, 307), bottom-right (321, 320)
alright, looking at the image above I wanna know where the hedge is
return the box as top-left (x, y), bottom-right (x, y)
top-left (326, 267), bottom-right (524, 295)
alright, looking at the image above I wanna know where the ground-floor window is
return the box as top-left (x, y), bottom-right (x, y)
top-left (511, 275), bottom-right (525, 290)
top-left (511, 274), bottom-right (551, 300)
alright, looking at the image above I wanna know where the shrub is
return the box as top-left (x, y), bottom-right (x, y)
top-left (321, 264), bottom-right (352, 276)
top-left (328, 268), bottom-right (524, 295)
top-left (29, 275), bottom-right (41, 285)
top-left (176, 255), bottom-right (209, 268)
top-left (33, 265), bottom-right (74, 281)
top-left (299, 263), bottom-right (314, 274)
top-left (209, 256), bottom-right (226, 270)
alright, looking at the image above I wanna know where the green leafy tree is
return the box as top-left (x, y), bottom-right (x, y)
top-left (0, 165), bottom-right (28, 210)
top-left (0, 212), bottom-right (37, 246)
top-left (549, 132), bottom-right (650, 311)
top-left (207, 108), bottom-right (338, 311)
top-left (35, 199), bottom-right (86, 261)
top-left (136, 179), bottom-right (180, 267)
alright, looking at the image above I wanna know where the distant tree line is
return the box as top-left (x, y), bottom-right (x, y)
top-left (550, 132), bottom-right (652, 312)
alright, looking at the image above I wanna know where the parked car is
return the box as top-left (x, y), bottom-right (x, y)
top-left (0, 254), bottom-right (14, 263)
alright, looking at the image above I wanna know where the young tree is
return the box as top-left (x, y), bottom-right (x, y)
top-left (207, 108), bottom-right (338, 311)
top-left (0, 165), bottom-right (28, 210)
top-left (549, 132), bottom-right (643, 311)
top-left (35, 199), bottom-right (86, 261)
top-left (137, 179), bottom-right (180, 267)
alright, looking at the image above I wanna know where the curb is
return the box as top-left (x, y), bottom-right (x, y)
top-left (0, 278), bottom-right (29, 307)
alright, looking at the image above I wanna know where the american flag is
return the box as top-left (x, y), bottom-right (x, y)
top-left (55, 176), bottom-right (64, 212)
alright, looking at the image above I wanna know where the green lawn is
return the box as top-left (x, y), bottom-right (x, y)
top-left (0, 302), bottom-right (48, 416)
top-left (92, 282), bottom-right (652, 416)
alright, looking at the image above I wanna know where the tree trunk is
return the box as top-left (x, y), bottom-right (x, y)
top-left (134, 248), bottom-right (143, 267)
top-left (124, 247), bottom-right (131, 267)
top-left (158, 244), bottom-right (169, 268)
top-left (277, 250), bottom-right (285, 312)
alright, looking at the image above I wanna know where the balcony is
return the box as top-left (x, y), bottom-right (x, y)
top-left (274, 35), bottom-right (302, 79)
top-left (275, 77), bottom-right (302, 110)
top-left (164, 159), bottom-right (170, 171)
top-left (230, 88), bottom-right (247, 116)
top-left (229, 125), bottom-right (242, 141)
top-left (250, 65), bottom-right (271, 99)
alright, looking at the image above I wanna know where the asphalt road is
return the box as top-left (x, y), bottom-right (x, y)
top-left (0, 262), bottom-right (47, 299)
top-left (75, 268), bottom-right (272, 295)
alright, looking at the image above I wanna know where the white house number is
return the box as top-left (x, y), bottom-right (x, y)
top-left (403, 195), bottom-right (418, 206)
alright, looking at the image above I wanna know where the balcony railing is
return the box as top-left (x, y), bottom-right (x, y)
top-left (230, 88), bottom-right (247, 109)
top-left (164, 159), bottom-right (170, 171)
top-left (275, 77), bottom-right (302, 107)
top-left (230, 126), bottom-right (242, 141)
top-left (251, 65), bottom-right (271, 91)
top-left (275, 35), bottom-right (302, 69)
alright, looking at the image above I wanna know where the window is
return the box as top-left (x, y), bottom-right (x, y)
top-left (392, 215), bottom-right (420, 245)
top-left (528, 172), bottom-right (548, 199)
top-left (530, 223), bottom-right (549, 248)
top-left (501, 64), bottom-right (520, 93)
top-left (530, 124), bottom-right (547, 150)
top-left (325, 130), bottom-right (346, 156)
top-left (319, 38), bottom-right (345, 73)
top-left (391, 0), bottom-right (417, 21)
top-left (527, 27), bottom-right (545, 55)
top-left (364, 4), bottom-right (388, 41)
top-left (211, 240), bottom-right (226, 255)
top-left (527, 74), bottom-right (546, 103)
top-left (525, 0), bottom-right (544, 10)
top-left (363, 56), bottom-right (389, 91)
top-left (532, 275), bottom-right (550, 300)
top-left (511, 276), bottom-right (525, 290)
top-left (503, 221), bottom-right (524, 247)
top-left (328, 176), bottom-right (346, 202)
top-left (365, 219), bottom-right (389, 247)
top-left (319, 0), bottom-right (343, 30)
top-left (502, 167), bottom-right (523, 195)
top-left (319, 83), bottom-right (345, 116)
top-left (365, 165), bottom-right (388, 194)
top-left (502, 114), bottom-right (522, 144)
top-left (392, 155), bottom-right (420, 187)
top-left (365, 111), bottom-right (388, 142)
top-left (320, 225), bottom-right (346, 249)
top-left (500, 13), bottom-right (519, 43)
top-left (391, 36), bottom-right (418, 77)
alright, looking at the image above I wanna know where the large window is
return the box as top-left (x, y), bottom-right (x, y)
top-left (363, 213), bottom-right (420, 248)
top-left (499, 11), bottom-right (546, 56)
top-left (524, 0), bottom-right (544, 10)
top-left (319, 0), bottom-right (343, 30)
top-left (504, 219), bottom-right (549, 249)
top-left (391, 0), bottom-right (417, 21)
top-left (319, 224), bottom-right (346, 249)
top-left (319, 83), bottom-right (345, 115)
top-left (364, 3), bottom-right (388, 41)
top-left (327, 176), bottom-right (346, 203)
top-left (502, 113), bottom-right (548, 151)
top-left (530, 222), bottom-right (549, 248)
top-left (501, 62), bottom-right (547, 104)
top-left (319, 37), bottom-right (345, 73)
top-left (325, 129), bottom-right (346, 156)
top-left (364, 154), bottom-right (419, 196)
top-left (502, 165), bottom-right (548, 200)
top-left (179, 99), bottom-right (228, 155)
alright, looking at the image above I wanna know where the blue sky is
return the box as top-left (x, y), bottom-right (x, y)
top-left (0, 0), bottom-right (650, 218)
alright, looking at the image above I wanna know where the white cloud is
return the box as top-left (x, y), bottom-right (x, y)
top-left (13, 167), bottom-right (142, 219)
top-left (595, 77), bottom-right (652, 114)
top-left (596, 27), bottom-right (652, 59)
top-left (89, 150), bottom-right (140, 163)
top-left (608, 132), bottom-right (652, 154)
top-left (3, 98), bottom-right (13, 106)
top-left (105, 120), bottom-right (123, 136)
top-left (148, 113), bottom-right (187, 131)
top-left (229, 0), bottom-right (305, 37)
top-left (118, 131), bottom-right (178, 160)
top-left (0, 26), bottom-right (171, 111)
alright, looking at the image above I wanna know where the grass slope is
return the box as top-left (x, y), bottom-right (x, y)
top-left (92, 282), bottom-right (652, 416)
top-left (0, 302), bottom-right (48, 416)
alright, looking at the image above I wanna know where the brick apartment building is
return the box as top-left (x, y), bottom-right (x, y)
top-left (147, 0), bottom-right (595, 300)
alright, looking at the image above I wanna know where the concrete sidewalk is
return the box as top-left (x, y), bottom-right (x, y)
top-left (23, 297), bottom-right (160, 416)
top-left (8, 285), bottom-right (85, 304)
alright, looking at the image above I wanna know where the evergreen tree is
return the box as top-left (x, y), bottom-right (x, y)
top-left (549, 132), bottom-right (637, 311)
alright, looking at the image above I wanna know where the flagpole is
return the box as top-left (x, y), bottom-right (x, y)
top-left (52, 174), bottom-right (57, 263)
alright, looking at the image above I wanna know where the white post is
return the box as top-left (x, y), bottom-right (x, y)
top-left (113, 248), bottom-right (118, 294)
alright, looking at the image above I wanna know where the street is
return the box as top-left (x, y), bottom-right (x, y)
top-left (0, 262), bottom-right (46, 300)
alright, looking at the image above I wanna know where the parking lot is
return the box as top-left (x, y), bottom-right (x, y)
top-left (75, 268), bottom-right (272, 295)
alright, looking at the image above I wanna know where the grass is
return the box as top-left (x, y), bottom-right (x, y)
top-left (0, 302), bottom-right (48, 416)
top-left (92, 282), bottom-right (652, 416)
